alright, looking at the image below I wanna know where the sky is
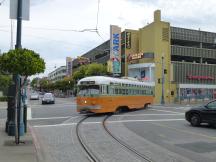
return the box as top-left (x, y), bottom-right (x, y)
top-left (1, 0), bottom-right (216, 77)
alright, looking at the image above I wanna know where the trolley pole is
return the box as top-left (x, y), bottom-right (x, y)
top-left (161, 55), bottom-right (165, 105)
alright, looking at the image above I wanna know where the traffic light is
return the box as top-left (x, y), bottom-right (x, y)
top-left (158, 78), bottom-right (161, 83)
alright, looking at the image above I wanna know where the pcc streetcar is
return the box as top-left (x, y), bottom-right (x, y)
top-left (76, 76), bottom-right (154, 114)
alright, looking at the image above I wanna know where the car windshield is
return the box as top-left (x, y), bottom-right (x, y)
top-left (44, 93), bottom-right (53, 98)
top-left (78, 85), bottom-right (99, 96)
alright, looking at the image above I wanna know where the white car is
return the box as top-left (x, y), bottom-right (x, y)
top-left (30, 93), bottom-right (39, 100)
top-left (42, 93), bottom-right (55, 104)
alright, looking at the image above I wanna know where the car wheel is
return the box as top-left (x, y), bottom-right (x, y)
top-left (190, 114), bottom-right (201, 127)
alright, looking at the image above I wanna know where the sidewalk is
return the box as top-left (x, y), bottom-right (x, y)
top-left (0, 119), bottom-right (37, 162)
top-left (0, 101), bottom-right (7, 109)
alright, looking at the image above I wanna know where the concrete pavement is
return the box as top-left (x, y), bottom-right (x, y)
top-left (0, 101), bottom-right (7, 109)
top-left (0, 112), bottom-right (37, 162)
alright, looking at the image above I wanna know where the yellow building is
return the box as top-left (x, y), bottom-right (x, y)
top-left (124, 10), bottom-right (175, 104)
top-left (73, 10), bottom-right (216, 104)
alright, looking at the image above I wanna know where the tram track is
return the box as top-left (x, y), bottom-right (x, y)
top-left (103, 115), bottom-right (154, 162)
top-left (76, 114), bottom-right (154, 162)
top-left (76, 116), bottom-right (100, 162)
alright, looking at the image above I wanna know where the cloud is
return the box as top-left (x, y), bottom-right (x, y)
top-left (1, 0), bottom-right (216, 77)
top-left (30, 0), bottom-right (52, 6)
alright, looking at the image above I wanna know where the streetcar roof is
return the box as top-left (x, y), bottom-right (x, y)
top-left (77, 76), bottom-right (155, 86)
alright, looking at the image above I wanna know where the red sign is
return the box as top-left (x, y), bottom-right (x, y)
top-left (186, 75), bottom-right (214, 80)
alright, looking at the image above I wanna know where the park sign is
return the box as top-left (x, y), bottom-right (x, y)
top-left (10, 0), bottom-right (30, 20)
top-left (110, 25), bottom-right (121, 74)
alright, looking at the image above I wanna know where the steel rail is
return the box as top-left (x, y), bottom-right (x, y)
top-left (76, 116), bottom-right (100, 162)
top-left (103, 115), bottom-right (153, 162)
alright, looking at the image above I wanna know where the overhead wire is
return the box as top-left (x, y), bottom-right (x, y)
top-left (0, 0), bottom-right (105, 40)
top-left (24, 27), bottom-right (98, 33)
top-left (0, 0), bottom-right (106, 53)
top-left (0, 29), bottom-right (93, 51)
top-left (94, 0), bottom-right (105, 41)
top-left (96, 0), bottom-right (100, 30)
top-left (25, 0), bottom-right (104, 40)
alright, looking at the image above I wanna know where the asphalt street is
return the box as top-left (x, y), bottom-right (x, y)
top-left (21, 98), bottom-right (216, 162)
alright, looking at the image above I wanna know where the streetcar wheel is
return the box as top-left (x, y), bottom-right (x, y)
top-left (144, 103), bottom-right (149, 109)
top-left (115, 108), bottom-right (122, 114)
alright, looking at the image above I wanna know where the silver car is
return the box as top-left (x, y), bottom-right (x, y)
top-left (30, 93), bottom-right (39, 100)
top-left (42, 93), bottom-right (55, 104)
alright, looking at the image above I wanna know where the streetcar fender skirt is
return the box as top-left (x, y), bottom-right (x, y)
top-left (77, 105), bottom-right (101, 110)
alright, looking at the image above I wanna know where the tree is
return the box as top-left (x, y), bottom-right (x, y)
top-left (85, 63), bottom-right (107, 76)
top-left (30, 77), bottom-right (39, 89)
top-left (72, 65), bottom-right (87, 82)
top-left (0, 49), bottom-right (45, 84)
top-left (72, 63), bottom-right (107, 82)
top-left (0, 48), bottom-right (45, 143)
top-left (39, 78), bottom-right (50, 91)
top-left (0, 73), bottom-right (12, 96)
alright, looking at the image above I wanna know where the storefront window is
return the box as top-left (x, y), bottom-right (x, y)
top-left (179, 88), bottom-right (214, 102)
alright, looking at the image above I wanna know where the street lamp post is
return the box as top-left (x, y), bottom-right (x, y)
top-left (161, 55), bottom-right (165, 105)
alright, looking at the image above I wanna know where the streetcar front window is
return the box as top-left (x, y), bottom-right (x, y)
top-left (78, 85), bottom-right (100, 96)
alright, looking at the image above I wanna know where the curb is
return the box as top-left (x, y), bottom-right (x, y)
top-left (28, 125), bottom-right (40, 162)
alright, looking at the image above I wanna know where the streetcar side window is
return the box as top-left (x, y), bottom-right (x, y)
top-left (100, 85), bottom-right (108, 95)
top-left (115, 88), bottom-right (118, 94)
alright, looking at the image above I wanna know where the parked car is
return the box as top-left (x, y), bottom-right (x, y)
top-left (42, 93), bottom-right (55, 104)
top-left (30, 93), bottom-right (39, 100)
top-left (185, 100), bottom-right (216, 127)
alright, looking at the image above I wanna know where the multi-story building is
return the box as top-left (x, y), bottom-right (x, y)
top-left (66, 57), bottom-right (73, 76)
top-left (72, 41), bottom-right (110, 70)
top-left (48, 66), bottom-right (66, 82)
top-left (72, 10), bottom-right (216, 104)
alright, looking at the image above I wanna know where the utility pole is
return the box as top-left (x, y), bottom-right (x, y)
top-left (14, 0), bottom-right (23, 144)
top-left (161, 54), bottom-right (165, 105)
top-left (7, 0), bottom-right (29, 143)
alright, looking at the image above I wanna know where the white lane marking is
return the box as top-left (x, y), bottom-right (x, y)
top-left (28, 116), bottom-right (79, 121)
top-left (156, 107), bottom-right (191, 110)
top-left (33, 118), bottom-right (185, 127)
top-left (151, 106), bottom-right (191, 109)
top-left (113, 113), bottom-right (184, 117)
top-left (150, 108), bottom-right (181, 114)
top-left (168, 107), bottom-right (190, 110)
top-left (106, 119), bottom-right (185, 124)
top-left (62, 116), bottom-right (81, 123)
top-left (27, 107), bottom-right (32, 120)
top-left (33, 123), bottom-right (77, 128)
top-left (30, 104), bottom-right (77, 109)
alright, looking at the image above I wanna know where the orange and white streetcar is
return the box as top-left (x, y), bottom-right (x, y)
top-left (77, 76), bottom-right (154, 114)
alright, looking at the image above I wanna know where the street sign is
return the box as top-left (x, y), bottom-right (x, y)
top-left (10, 0), bottom-right (30, 20)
